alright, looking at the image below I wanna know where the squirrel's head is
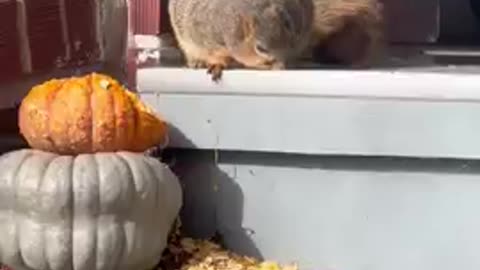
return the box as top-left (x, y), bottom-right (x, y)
top-left (239, 3), bottom-right (305, 68)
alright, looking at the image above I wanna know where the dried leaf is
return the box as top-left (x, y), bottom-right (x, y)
top-left (157, 219), bottom-right (300, 270)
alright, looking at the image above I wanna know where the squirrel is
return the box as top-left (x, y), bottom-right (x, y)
top-left (168, 0), bottom-right (314, 81)
top-left (307, 0), bottom-right (385, 67)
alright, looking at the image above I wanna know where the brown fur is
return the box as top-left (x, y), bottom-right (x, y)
top-left (309, 0), bottom-right (384, 67)
top-left (168, 0), bottom-right (314, 81)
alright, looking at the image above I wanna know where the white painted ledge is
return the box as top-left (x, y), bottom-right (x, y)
top-left (138, 67), bottom-right (480, 101)
top-left (137, 67), bottom-right (480, 159)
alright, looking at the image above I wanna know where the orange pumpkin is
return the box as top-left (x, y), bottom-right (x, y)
top-left (18, 72), bottom-right (168, 155)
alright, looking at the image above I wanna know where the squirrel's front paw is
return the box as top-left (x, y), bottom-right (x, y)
top-left (206, 64), bottom-right (224, 82)
top-left (186, 59), bottom-right (207, 69)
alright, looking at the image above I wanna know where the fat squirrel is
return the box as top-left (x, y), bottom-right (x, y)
top-left (168, 0), bottom-right (384, 81)
top-left (168, 0), bottom-right (314, 81)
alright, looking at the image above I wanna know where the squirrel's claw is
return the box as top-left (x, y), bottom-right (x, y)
top-left (207, 64), bottom-right (224, 82)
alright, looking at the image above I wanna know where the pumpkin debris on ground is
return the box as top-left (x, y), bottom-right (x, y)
top-left (157, 220), bottom-right (298, 270)
top-left (0, 221), bottom-right (298, 270)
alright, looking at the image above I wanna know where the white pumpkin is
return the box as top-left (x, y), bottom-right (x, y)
top-left (0, 149), bottom-right (182, 270)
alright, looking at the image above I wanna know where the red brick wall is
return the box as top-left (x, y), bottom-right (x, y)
top-left (64, 0), bottom-right (100, 64)
top-left (0, 1), bottom-right (23, 82)
top-left (131, 0), bottom-right (160, 34)
top-left (25, 0), bottom-right (66, 70)
top-left (130, 0), bottom-right (172, 35)
top-left (0, 0), bottom-right (100, 85)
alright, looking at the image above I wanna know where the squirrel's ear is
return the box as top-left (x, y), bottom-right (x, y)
top-left (240, 15), bottom-right (255, 39)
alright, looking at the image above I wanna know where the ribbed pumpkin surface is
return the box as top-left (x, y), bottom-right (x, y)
top-left (18, 73), bottom-right (168, 154)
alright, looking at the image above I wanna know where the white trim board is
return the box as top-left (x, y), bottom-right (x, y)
top-left (138, 67), bottom-right (480, 159)
top-left (137, 67), bottom-right (480, 102)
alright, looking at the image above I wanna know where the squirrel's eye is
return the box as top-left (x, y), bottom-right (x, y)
top-left (280, 10), bottom-right (294, 32)
top-left (283, 19), bottom-right (294, 32)
top-left (255, 43), bottom-right (269, 55)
